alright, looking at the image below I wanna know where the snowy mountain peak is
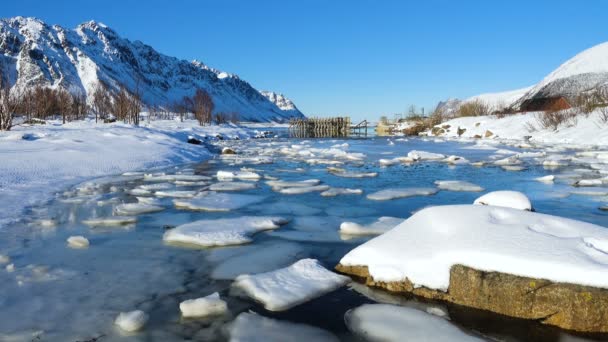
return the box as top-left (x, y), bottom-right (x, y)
top-left (0, 16), bottom-right (305, 122)
top-left (260, 91), bottom-right (303, 119)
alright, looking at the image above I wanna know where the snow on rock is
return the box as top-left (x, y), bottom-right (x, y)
top-left (67, 236), bottom-right (90, 249)
top-left (367, 188), bottom-right (438, 201)
top-left (228, 312), bottom-right (339, 342)
top-left (114, 203), bottom-right (165, 216)
top-left (179, 292), bottom-right (228, 318)
top-left (217, 170), bottom-right (261, 181)
top-left (407, 150), bottom-right (446, 161)
top-left (163, 216), bottom-right (288, 247)
top-left (340, 217), bottom-right (403, 236)
top-left (435, 180), bottom-right (484, 192)
top-left (173, 192), bottom-right (265, 211)
top-left (209, 182), bottom-right (257, 191)
top-left (345, 304), bottom-right (483, 342)
top-left (114, 310), bottom-right (148, 332)
top-left (340, 204), bottom-right (608, 290)
top-left (233, 259), bottom-right (350, 311)
top-left (473, 191), bottom-right (532, 211)
top-left (320, 188), bottom-right (363, 197)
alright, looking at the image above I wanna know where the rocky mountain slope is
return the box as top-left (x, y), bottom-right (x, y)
top-left (0, 16), bottom-right (305, 122)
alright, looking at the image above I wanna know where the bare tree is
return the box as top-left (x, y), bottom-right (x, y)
top-left (192, 89), bottom-right (214, 126)
top-left (0, 70), bottom-right (16, 131)
top-left (55, 88), bottom-right (73, 124)
top-left (113, 86), bottom-right (131, 122)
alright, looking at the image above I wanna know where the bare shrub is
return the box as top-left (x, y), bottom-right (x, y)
top-left (457, 100), bottom-right (490, 117)
top-left (91, 83), bottom-right (112, 123)
top-left (0, 70), bottom-right (16, 131)
top-left (536, 108), bottom-right (579, 131)
top-left (191, 89), bottom-right (214, 126)
top-left (599, 106), bottom-right (608, 124)
top-left (215, 111), bottom-right (239, 124)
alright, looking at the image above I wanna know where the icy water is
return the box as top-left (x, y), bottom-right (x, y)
top-left (2, 132), bottom-right (608, 341)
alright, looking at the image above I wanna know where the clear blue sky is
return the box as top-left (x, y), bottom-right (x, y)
top-left (2, 0), bottom-right (608, 121)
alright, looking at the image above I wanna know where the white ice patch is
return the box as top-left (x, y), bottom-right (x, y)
top-left (233, 259), bottom-right (349, 311)
top-left (163, 216), bottom-right (288, 247)
top-left (82, 216), bottom-right (137, 227)
top-left (217, 170), bottom-right (261, 181)
top-left (174, 192), bottom-right (265, 211)
top-left (209, 182), bottom-right (257, 191)
top-left (340, 217), bottom-right (403, 236)
top-left (278, 185), bottom-right (330, 195)
top-left (340, 204), bottom-right (608, 290)
top-left (346, 304), bottom-right (482, 342)
top-left (180, 292), bottom-right (228, 318)
top-left (535, 175), bottom-right (555, 183)
top-left (266, 179), bottom-right (321, 189)
top-left (228, 312), bottom-right (338, 342)
top-left (320, 188), bottom-right (363, 197)
top-left (367, 188), bottom-right (438, 201)
top-left (115, 310), bottom-right (148, 332)
top-left (442, 155), bottom-right (469, 165)
top-left (378, 157), bottom-right (415, 166)
top-left (474, 191), bottom-right (532, 211)
top-left (248, 202), bottom-right (322, 216)
top-left (329, 170), bottom-right (378, 178)
top-left (407, 150), bottom-right (445, 161)
top-left (114, 203), bottom-right (164, 216)
top-left (435, 180), bottom-right (484, 192)
top-left (154, 190), bottom-right (198, 198)
top-left (67, 236), bottom-right (89, 249)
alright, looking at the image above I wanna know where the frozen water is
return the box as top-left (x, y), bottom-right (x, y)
top-left (114, 203), bottom-right (164, 215)
top-left (209, 182), bottom-right (257, 191)
top-left (217, 170), bottom-right (261, 180)
top-left (278, 185), bottom-right (330, 195)
top-left (320, 188), bottom-right (363, 197)
top-left (82, 216), bottom-right (137, 227)
top-left (228, 312), bottom-right (339, 342)
top-left (174, 192), bottom-right (265, 211)
top-left (435, 180), bottom-right (484, 192)
top-left (233, 259), bottom-right (349, 311)
top-left (367, 188), bottom-right (438, 200)
top-left (180, 292), bottom-right (228, 318)
top-left (340, 216), bottom-right (403, 236)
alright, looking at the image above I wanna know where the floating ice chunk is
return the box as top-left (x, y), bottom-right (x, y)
top-left (543, 155), bottom-right (570, 167)
top-left (470, 161), bottom-right (485, 167)
top-left (163, 216), bottom-right (288, 247)
top-left (502, 165), bottom-right (526, 171)
top-left (329, 170), bottom-right (378, 178)
top-left (435, 180), bottom-right (484, 192)
top-left (442, 155), bottom-right (469, 165)
top-left (115, 310), bottom-right (148, 332)
top-left (278, 185), bottom-right (330, 195)
top-left (535, 175), bottom-right (555, 183)
top-left (154, 190), bottom-right (198, 198)
top-left (574, 179), bottom-right (604, 187)
top-left (407, 150), bottom-right (445, 161)
top-left (32, 219), bottom-right (57, 228)
top-left (143, 173), bottom-right (177, 182)
top-left (209, 182), bottom-right (257, 191)
top-left (0, 254), bottom-right (10, 264)
top-left (320, 188), bottom-right (363, 197)
top-left (367, 188), bottom-right (438, 201)
top-left (517, 151), bottom-right (546, 158)
top-left (269, 216), bottom-right (344, 242)
top-left (174, 180), bottom-right (209, 186)
top-left (138, 183), bottom-right (174, 191)
top-left (6, 263), bottom-right (15, 272)
top-left (114, 203), bottom-right (164, 216)
top-left (217, 170), bottom-right (261, 180)
top-left (378, 157), bottom-right (415, 166)
top-left (266, 179), bottom-right (320, 188)
top-left (180, 292), bottom-right (228, 318)
top-left (137, 196), bottom-right (163, 205)
top-left (127, 188), bottom-right (152, 196)
top-left (211, 242), bottom-right (305, 280)
top-left (233, 259), bottom-right (349, 311)
top-left (345, 304), bottom-right (482, 342)
top-left (248, 202), bottom-right (322, 216)
top-left (474, 191), bottom-right (532, 211)
top-left (67, 236), bottom-right (89, 248)
top-left (494, 156), bottom-right (521, 166)
top-left (174, 192), bottom-right (265, 211)
top-left (82, 216), bottom-right (137, 227)
top-left (340, 217), bottom-right (403, 236)
top-left (228, 312), bottom-right (339, 342)
top-left (494, 149), bottom-right (517, 155)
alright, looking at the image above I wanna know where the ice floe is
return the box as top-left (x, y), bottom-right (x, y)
top-left (209, 182), bottom-right (257, 191)
top-left (67, 236), bottom-right (89, 248)
top-left (340, 216), bottom-right (403, 236)
top-left (228, 312), bottom-right (338, 342)
top-left (474, 191), bottom-right (532, 211)
top-left (320, 188), bottom-right (363, 197)
top-left (346, 304), bottom-right (482, 342)
top-left (174, 192), bottom-right (265, 211)
top-left (367, 188), bottom-right (438, 201)
top-left (180, 292), bottom-right (228, 318)
top-left (329, 170), bottom-right (378, 178)
top-left (115, 310), bottom-right (148, 332)
top-left (154, 190), bottom-right (198, 198)
top-left (434, 180), bottom-right (484, 192)
top-left (82, 216), bottom-right (137, 227)
top-left (217, 170), bottom-right (261, 181)
top-left (278, 185), bottom-right (330, 195)
top-left (266, 179), bottom-right (321, 189)
top-left (163, 216), bottom-right (288, 247)
top-left (233, 259), bottom-right (349, 311)
top-left (407, 150), bottom-right (445, 161)
top-left (114, 203), bottom-right (164, 216)
top-left (535, 175), bottom-right (555, 183)
top-left (248, 202), bottom-right (322, 216)
top-left (340, 204), bottom-right (608, 290)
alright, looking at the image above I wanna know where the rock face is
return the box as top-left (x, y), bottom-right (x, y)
top-left (0, 16), bottom-right (305, 122)
top-left (335, 264), bottom-right (608, 333)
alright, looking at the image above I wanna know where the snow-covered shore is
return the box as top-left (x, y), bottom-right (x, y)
top-left (429, 110), bottom-right (608, 147)
top-left (0, 119), bottom-right (255, 228)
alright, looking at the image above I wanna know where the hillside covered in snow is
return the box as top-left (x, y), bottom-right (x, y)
top-left (0, 16), bottom-right (305, 122)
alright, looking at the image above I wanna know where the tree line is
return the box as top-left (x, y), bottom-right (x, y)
top-left (0, 70), bottom-right (237, 131)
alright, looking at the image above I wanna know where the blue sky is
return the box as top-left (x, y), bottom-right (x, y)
top-left (2, 0), bottom-right (608, 121)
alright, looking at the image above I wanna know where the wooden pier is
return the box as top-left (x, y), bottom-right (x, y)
top-left (288, 117), bottom-right (368, 138)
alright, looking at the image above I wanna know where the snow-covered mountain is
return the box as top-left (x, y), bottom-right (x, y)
top-left (0, 16), bottom-right (305, 122)
top-left (259, 91), bottom-right (303, 118)
top-left (439, 41), bottom-right (608, 113)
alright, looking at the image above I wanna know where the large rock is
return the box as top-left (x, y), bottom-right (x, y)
top-left (335, 263), bottom-right (608, 333)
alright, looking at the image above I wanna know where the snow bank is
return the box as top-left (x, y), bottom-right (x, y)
top-left (0, 119), bottom-right (253, 228)
top-left (228, 312), bottom-right (338, 342)
top-left (473, 191), bottom-right (532, 211)
top-left (163, 216), bottom-right (288, 247)
top-left (179, 292), bottom-right (228, 318)
top-left (346, 304), bottom-right (482, 342)
top-left (340, 204), bottom-right (608, 290)
top-left (233, 259), bottom-right (349, 311)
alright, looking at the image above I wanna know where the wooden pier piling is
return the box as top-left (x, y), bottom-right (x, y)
top-left (288, 117), bottom-right (367, 138)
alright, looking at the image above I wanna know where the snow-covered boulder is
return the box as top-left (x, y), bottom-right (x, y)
top-left (473, 191), bottom-right (532, 211)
